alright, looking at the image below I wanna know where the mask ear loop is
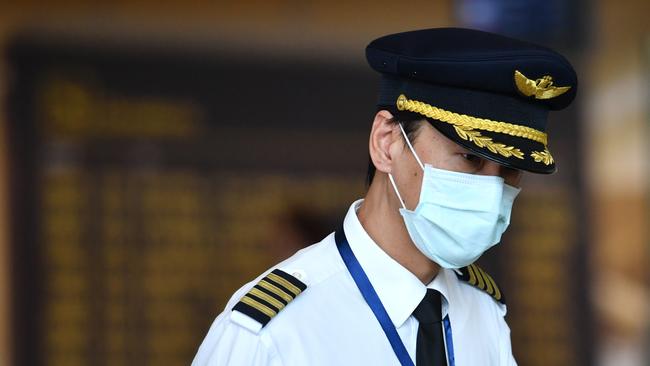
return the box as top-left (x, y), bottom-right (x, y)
top-left (388, 123), bottom-right (423, 210)
top-left (388, 173), bottom-right (407, 209)
top-left (398, 123), bottom-right (424, 170)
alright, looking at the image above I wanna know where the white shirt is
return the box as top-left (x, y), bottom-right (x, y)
top-left (193, 199), bottom-right (517, 366)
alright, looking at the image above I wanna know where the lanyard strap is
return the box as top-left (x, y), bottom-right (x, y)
top-left (443, 315), bottom-right (455, 366)
top-left (335, 228), bottom-right (456, 366)
top-left (335, 229), bottom-right (415, 366)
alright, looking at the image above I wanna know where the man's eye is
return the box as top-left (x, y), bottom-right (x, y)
top-left (462, 153), bottom-right (481, 163)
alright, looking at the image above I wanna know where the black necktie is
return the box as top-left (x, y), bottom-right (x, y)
top-left (412, 289), bottom-right (447, 366)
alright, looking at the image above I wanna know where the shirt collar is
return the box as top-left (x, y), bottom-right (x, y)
top-left (342, 199), bottom-right (453, 328)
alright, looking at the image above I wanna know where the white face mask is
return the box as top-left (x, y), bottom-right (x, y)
top-left (388, 124), bottom-right (521, 269)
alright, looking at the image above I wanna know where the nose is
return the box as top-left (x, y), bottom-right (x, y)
top-left (479, 161), bottom-right (522, 187)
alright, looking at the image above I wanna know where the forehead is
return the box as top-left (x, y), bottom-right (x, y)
top-left (412, 121), bottom-right (462, 150)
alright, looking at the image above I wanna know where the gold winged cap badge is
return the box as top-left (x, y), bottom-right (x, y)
top-left (514, 70), bottom-right (571, 99)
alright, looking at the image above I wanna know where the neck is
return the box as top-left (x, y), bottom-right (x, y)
top-left (357, 174), bottom-right (440, 284)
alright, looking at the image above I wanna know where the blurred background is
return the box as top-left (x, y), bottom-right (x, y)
top-left (0, 1), bottom-right (647, 365)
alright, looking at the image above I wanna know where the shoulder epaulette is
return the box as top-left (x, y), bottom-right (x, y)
top-left (232, 269), bottom-right (307, 329)
top-left (455, 263), bottom-right (505, 305)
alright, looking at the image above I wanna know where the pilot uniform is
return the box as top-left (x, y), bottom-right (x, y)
top-left (192, 27), bottom-right (577, 366)
top-left (192, 200), bottom-right (515, 365)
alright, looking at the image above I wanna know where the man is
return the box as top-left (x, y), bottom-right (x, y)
top-left (193, 28), bottom-right (577, 366)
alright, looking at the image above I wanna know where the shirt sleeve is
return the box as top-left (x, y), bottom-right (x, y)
top-left (191, 310), bottom-right (283, 366)
top-left (497, 311), bottom-right (518, 366)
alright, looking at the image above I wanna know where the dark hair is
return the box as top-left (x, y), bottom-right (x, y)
top-left (366, 108), bottom-right (428, 187)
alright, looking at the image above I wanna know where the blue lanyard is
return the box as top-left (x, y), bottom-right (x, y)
top-left (335, 229), bottom-right (414, 366)
top-left (443, 314), bottom-right (455, 366)
top-left (335, 228), bottom-right (455, 366)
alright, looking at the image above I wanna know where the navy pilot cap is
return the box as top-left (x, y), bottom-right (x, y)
top-left (366, 28), bottom-right (578, 174)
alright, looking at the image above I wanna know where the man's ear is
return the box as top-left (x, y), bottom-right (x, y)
top-left (369, 110), bottom-right (399, 175)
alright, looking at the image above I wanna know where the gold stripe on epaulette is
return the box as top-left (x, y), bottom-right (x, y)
top-left (232, 270), bottom-right (306, 330)
top-left (240, 295), bottom-right (277, 318)
top-left (467, 264), bottom-right (478, 286)
top-left (471, 264), bottom-right (486, 290)
top-left (483, 271), bottom-right (502, 301)
top-left (477, 266), bottom-right (494, 294)
top-left (458, 264), bottom-right (504, 304)
top-left (249, 288), bottom-right (286, 310)
top-left (258, 280), bottom-right (294, 303)
top-left (486, 273), bottom-right (501, 300)
top-left (267, 273), bottom-right (302, 296)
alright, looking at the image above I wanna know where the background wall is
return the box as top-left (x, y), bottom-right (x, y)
top-left (0, 1), bottom-right (647, 366)
top-left (585, 1), bottom-right (650, 364)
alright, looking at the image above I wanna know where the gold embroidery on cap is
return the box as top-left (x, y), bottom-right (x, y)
top-left (530, 147), bottom-right (554, 165)
top-left (514, 70), bottom-right (571, 100)
top-left (396, 94), bottom-right (547, 145)
top-left (454, 126), bottom-right (525, 160)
